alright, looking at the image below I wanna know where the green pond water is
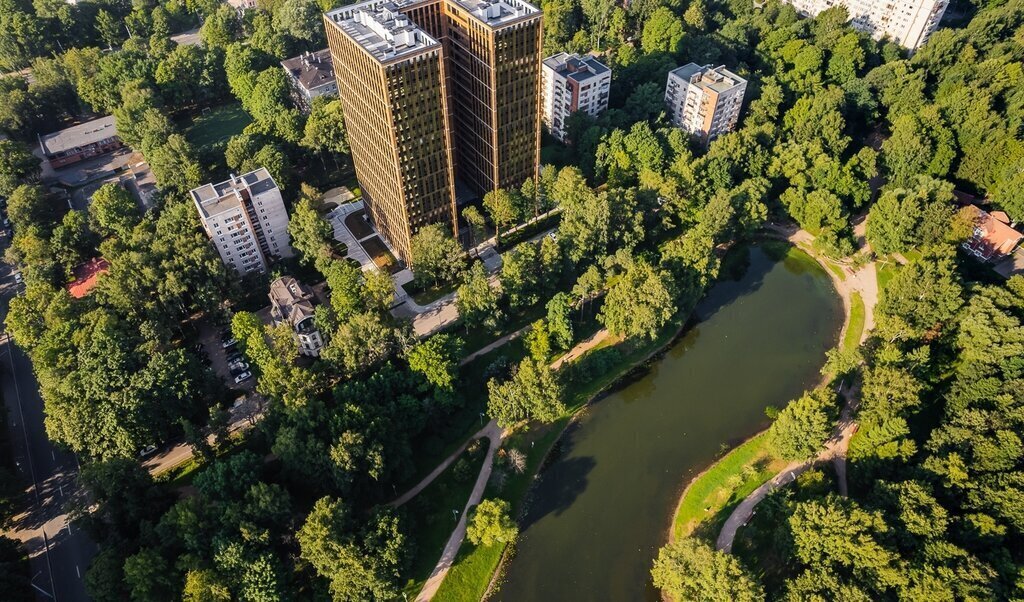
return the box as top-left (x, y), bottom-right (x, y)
top-left (494, 242), bottom-right (843, 601)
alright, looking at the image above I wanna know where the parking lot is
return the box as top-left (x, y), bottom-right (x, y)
top-left (196, 320), bottom-right (256, 393)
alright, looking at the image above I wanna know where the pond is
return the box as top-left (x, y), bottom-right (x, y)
top-left (494, 242), bottom-right (843, 601)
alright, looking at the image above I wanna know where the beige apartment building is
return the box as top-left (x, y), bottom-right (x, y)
top-left (324, 0), bottom-right (543, 262)
top-left (190, 168), bottom-right (293, 275)
top-left (664, 63), bottom-right (747, 145)
top-left (784, 0), bottom-right (946, 49)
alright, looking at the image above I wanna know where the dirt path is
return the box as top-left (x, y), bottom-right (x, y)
top-left (389, 420), bottom-right (499, 507)
top-left (550, 328), bottom-right (610, 370)
top-left (415, 420), bottom-right (505, 602)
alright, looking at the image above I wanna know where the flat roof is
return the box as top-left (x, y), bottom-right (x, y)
top-left (40, 116), bottom-right (118, 156)
top-left (190, 167), bottom-right (278, 219)
top-left (448, 0), bottom-right (540, 26)
top-left (669, 63), bottom-right (746, 93)
top-left (327, 2), bottom-right (439, 63)
top-left (281, 49), bottom-right (336, 91)
top-left (543, 52), bottom-right (610, 83)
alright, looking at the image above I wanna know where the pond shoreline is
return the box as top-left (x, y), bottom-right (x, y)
top-left (662, 232), bottom-right (851, 558)
top-left (484, 238), bottom-right (844, 600)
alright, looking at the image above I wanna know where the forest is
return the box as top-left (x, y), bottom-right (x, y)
top-left (0, 0), bottom-right (1021, 596)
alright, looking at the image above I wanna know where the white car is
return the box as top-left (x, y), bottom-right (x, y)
top-left (229, 361), bottom-right (249, 372)
top-left (13, 272), bottom-right (23, 285)
top-left (233, 371), bottom-right (252, 384)
top-left (138, 445), bottom-right (158, 458)
top-left (221, 337), bottom-right (237, 349)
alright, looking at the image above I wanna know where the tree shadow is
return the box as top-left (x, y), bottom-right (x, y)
top-left (518, 451), bottom-right (596, 532)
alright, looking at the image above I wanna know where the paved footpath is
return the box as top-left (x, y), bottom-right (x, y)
top-left (414, 421), bottom-right (505, 602)
top-left (715, 224), bottom-right (879, 553)
top-left (389, 420), bottom-right (499, 508)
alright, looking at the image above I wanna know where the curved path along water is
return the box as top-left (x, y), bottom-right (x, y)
top-left (493, 243), bottom-right (842, 601)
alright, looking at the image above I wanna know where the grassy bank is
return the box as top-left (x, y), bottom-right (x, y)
top-left (843, 292), bottom-right (865, 351)
top-left (670, 432), bottom-right (786, 542)
top-left (400, 442), bottom-right (488, 599)
top-left (432, 303), bottom-right (698, 601)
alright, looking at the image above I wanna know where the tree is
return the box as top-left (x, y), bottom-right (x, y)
top-left (297, 497), bottom-right (405, 601)
top-left (89, 183), bottom-right (140, 239)
top-left (409, 223), bottom-right (464, 287)
top-left (466, 499), bottom-right (518, 547)
top-left (767, 388), bottom-right (835, 460)
top-left (303, 97), bottom-right (349, 157)
top-left (462, 205), bottom-right (487, 249)
top-left (600, 260), bottom-right (675, 340)
top-left (324, 311), bottom-right (397, 376)
top-left (876, 248), bottom-right (963, 341)
top-left (200, 4), bottom-right (241, 48)
top-left (487, 357), bottom-right (564, 427)
top-left (546, 292), bottom-right (574, 350)
top-left (641, 7), bottom-right (685, 54)
top-left (788, 496), bottom-right (901, 593)
top-left (95, 10), bottom-right (123, 48)
top-left (865, 177), bottom-right (955, 255)
top-left (651, 539), bottom-right (764, 602)
top-left (6, 185), bottom-right (50, 231)
top-left (274, 0), bottom-right (324, 43)
top-left (500, 242), bottom-right (540, 309)
top-left (483, 188), bottom-right (520, 244)
top-left (289, 197), bottom-right (334, 264)
top-left (407, 333), bottom-right (462, 391)
top-left (0, 140), bottom-right (39, 197)
top-left (456, 263), bottom-right (501, 331)
top-left (123, 548), bottom-right (177, 602)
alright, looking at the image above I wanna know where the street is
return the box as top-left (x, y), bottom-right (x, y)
top-left (1, 264), bottom-right (95, 601)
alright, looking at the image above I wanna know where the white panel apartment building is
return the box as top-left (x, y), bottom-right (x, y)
top-left (784, 0), bottom-right (947, 49)
top-left (190, 168), bottom-right (294, 275)
top-left (541, 53), bottom-right (611, 142)
top-left (664, 63), bottom-right (747, 144)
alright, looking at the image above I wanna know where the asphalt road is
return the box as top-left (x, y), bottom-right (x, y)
top-left (1, 264), bottom-right (95, 601)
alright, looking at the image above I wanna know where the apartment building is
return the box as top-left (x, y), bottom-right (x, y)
top-left (783, 0), bottom-right (946, 49)
top-left (324, 0), bottom-right (543, 263)
top-left (664, 63), bottom-right (747, 145)
top-left (269, 276), bottom-right (325, 356)
top-left (281, 49), bottom-right (337, 112)
top-left (541, 53), bottom-right (611, 142)
top-left (190, 168), bottom-right (294, 275)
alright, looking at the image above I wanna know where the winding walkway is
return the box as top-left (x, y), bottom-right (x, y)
top-left (414, 421), bottom-right (506, 602)
top-left (715, 225), bottom-right (878, 553)
top-left (403, 322), bottom-right (605, 601)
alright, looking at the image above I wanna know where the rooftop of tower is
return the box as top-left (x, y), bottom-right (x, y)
top-left (326, 0), bottom-right (540, 53)
top-left (447, 0), bottom-right (540, 26)
top-left (326, 1), bottom-right (440, 62)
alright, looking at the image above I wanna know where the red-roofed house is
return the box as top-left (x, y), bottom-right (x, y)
top-left (962, 206), bottom-right (1023, 261)
top-left (67, 258), bottom-right (110, 298)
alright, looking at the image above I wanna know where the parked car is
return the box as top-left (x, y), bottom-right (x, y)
top-left (138, 445), bottom-right (158, 458)
top-left (229, 360), bottom-right (249, 372)
top-left (226, 351), bottom-right (243, 363)
top-left (233, 371), bottom-right (252, 384)
top-left (13, 272), bottom-right (23, 285)
top-left (221, 337), bottom-right (237, 349)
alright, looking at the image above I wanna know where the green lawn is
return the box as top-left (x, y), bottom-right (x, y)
top-left (825, 260), bottom-right (847, 282)
top-left (433, 421), bottom-right (568, 602)
top-left (876, 259), bottom-right (900, 290)
top-left (671, 432), bottom-right (786, 541)
top-left (400, 442), bottom-right (488, 599)
top-left (411, 281), bottom-right (458, 306)
top-left (184, 104), bottom-right (252, 149)
top-left (843, 292), bottom-right (865, 351)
